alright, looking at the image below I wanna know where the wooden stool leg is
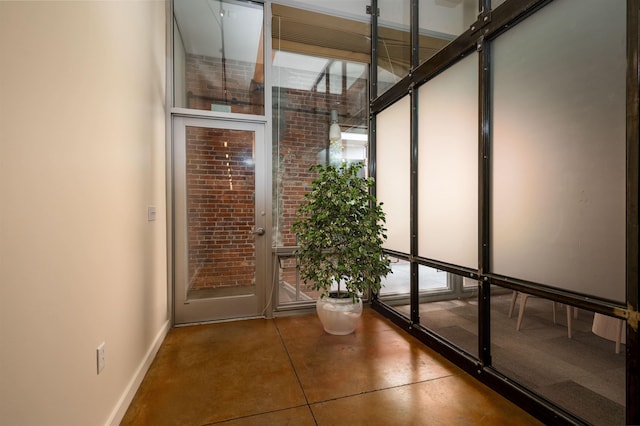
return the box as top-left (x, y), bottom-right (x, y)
top-left (615, 319), bottom-right (623, 354)
top-left (516, 294), bottom-right (529, 331)
top-left (509, 291), bottom-right (518, 318)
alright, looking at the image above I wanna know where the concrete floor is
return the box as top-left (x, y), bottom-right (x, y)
top-left (121, 309), bottom-right (542, 425)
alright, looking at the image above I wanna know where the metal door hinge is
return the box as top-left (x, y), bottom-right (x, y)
top-left (624, 305), bottom-right (640, 331)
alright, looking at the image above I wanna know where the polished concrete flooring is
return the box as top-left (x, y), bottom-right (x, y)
top-left (121, 309), bottom-right (542, 425)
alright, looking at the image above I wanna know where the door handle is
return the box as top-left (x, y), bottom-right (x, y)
top-left (251, 227), bottom-right (265, 236)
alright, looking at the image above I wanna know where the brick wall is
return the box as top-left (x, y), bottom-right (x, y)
top-left (183, 51), bottom-right (368, 293)
top-left (274, 72), bottom-right (368, 248)
top-left (186, 126), bottom-right (255, 289)
top-left (274, 88), bottom-right (330, 247)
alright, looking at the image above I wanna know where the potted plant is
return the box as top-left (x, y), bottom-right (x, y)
top-left (292, 162), bottom-right (392, 335)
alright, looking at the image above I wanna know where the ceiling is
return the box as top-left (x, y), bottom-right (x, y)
top-left (174, 0), bottom-right (263, 64)
top-left (174, 0), bottom-right (457, 91)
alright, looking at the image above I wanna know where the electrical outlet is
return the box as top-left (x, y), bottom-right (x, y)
top-left (97, 342), bottom-right (106, 374)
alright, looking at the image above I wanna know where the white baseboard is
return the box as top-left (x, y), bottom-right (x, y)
top-left (106, 319), bottom-right (171, 426)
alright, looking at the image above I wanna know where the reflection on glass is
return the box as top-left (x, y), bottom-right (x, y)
top-left (277, 254), bottom-right (316, 305)
top-left (271, 7), bottom-right (370, 310)
top-left (278, 251), bottom-right (389, 305)
top-left (377, 0), bottom-right (411, 95)
top-left (376, 0), bottom-right (478, 95)
top-left (173, 0), bottom-right (264, 114)
top-left (490, 285), bottom-right (625, 424)
top-left (418, 0), bottom-right (477, 65)
top-left (419, 265), bottom-right (449, 292)
top-left (379, 258), bottom-right (411, 300)
top-left (380, 262), bottom-right (454, 299)
top-left (271, 45), bottom-right (369, 249)
top-left (185, 126), bottom-right (256, 299)
top-left (387, 268), bottom-right (478, 357)
top-left (380, 261), bottom-right (453, 300)
top-left (417, 271), bottom-right (478, 357)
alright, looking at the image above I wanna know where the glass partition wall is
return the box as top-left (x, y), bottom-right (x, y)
top-left (172, 0), bottom-right (269, 324)
top-left (173, 0), bottom-right (265, 115)
top-left (370, 0), bottom-right (639, 424)
top-left (375, 0), bottom-right (478, 97)
top-left (270, 4), bottom-right (371, 308)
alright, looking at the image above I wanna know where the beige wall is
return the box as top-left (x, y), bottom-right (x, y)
top-left (0, 1), bottom-right (168, 425)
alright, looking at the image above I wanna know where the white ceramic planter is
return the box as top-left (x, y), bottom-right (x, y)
top-left (316, 295), bottom-right (363, 335)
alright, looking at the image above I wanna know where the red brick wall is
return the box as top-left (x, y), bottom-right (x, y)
top-left (274, 88), bottom-right (330, 247)
top-left (274, 72), bottom-right (368, 248)
top-left (186, 126), bottom-right (255, 289)
top-left (183, 51), bottom-right (369, 293)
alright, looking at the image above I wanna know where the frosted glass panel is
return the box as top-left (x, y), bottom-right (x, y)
top-left (491, 0), bottom-right (626, 302)
top-left (377, 96), bottom-right (411, 253)
top-left (418, 54), bottom-right (478, 268)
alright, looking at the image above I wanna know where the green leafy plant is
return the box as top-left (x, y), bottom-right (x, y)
top-left (292, 162), bottom-right (392, 302)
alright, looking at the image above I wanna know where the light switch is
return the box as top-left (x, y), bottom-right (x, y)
top-left (147, 206), bottom-right (157, 221)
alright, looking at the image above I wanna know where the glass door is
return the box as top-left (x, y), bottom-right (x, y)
top-left (173, 117), bottom-right (267, 324)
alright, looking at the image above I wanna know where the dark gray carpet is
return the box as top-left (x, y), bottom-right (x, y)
top-left (540, 380), bottom-right (624, 426)
top-left (393, 293), bottom-right (626, 425)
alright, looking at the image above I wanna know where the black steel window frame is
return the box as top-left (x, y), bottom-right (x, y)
top-left (369, 0), bottom-right (640, 424)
